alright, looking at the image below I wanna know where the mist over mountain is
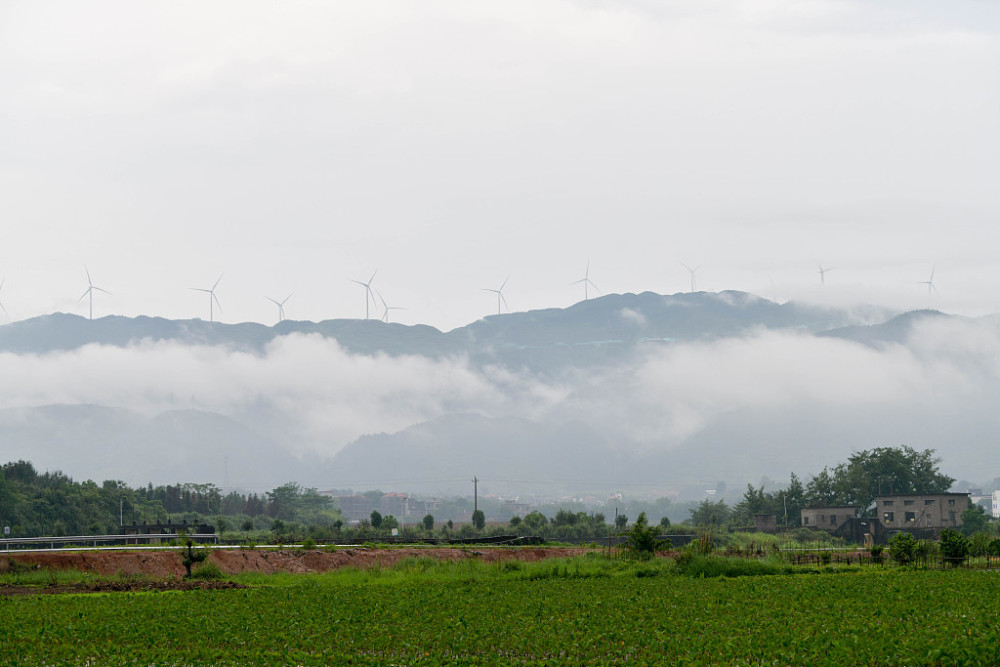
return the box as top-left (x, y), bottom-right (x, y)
top-left (0, 291), bottom-right (996, 493)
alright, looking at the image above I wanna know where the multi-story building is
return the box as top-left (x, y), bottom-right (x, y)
top-left (876, 493), bottom-right (969, 535)
top-left (800, 506), bottom-right (858, 533)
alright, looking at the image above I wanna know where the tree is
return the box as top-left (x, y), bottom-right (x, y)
top-left (888, 532), bottom-right (918, 565)
top-left (689, 499), bottom-right (730, 527)
top-left (620, 512), bottom-right (665, 561)
top-left (659, 516), bottom-right (671, 530)
top-left (960, 502), bottom-right (990, 537)
top-left (615, 514), bottom-right (628, 530)
top-left (940, 528), bottom-right (971, 566)
top-left (806, 446), bottom-right (953, 513)
top-left (471, 509), bottom-right (485, 530)
top-left (382, 515), bottom-right (399, 531)
top-left (422, 514), bottom-right (434, 531)
top-left (370, 510), bottom-right (383, 530)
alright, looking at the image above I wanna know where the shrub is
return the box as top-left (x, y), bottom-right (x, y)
top-left (301, 538), bottom-right (317, 550)
top-left (940, 529), bottom-right (970, 566)
top-left (987, 538), bottom-right (1000, 558)
top-left (869, 544), bottom-right (884, 564)
top-left (888, 532), bottom-right (918, 566)
top-left (620, 512), bottom-right (666, 561)
top-left (190, 562), bottom-right (224, 580)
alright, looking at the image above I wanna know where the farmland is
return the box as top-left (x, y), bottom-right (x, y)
top-left (3, 554), bottom-right (1000, 665)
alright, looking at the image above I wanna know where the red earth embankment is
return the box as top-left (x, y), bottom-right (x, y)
top-left (1, 546), bottom-right (594, 577)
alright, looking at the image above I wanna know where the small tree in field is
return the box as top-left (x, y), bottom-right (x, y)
top-left (422, 514), bottom-right (434, 531)
top-left (888, 532), bottom-right (917, 565)
top-left (620, 512), bottom-right (666, 561)
top-left (471, 510), bottom-right (485, 530)
top-left (181, 540), bottom-right (208, 578)
top-left (370, 510), bottom-right (383, 530)
top-left (940, 528), bottom-right (970, 566)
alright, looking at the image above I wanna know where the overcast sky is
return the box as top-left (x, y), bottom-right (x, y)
top-left (1, 0), bottom-right (998, 331)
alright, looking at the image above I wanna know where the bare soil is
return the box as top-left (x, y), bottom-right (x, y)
top-left (1, 546), bottom-right (594, 595)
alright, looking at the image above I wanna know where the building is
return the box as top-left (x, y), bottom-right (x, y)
top-left (993, 490), bottom-right (1000, 519)
top-left (876, 493), bottom-right (969, 536)
top-left (337, 495), bottom-right (373, 521)
top-left (800, 506), bottom-right (858, 533)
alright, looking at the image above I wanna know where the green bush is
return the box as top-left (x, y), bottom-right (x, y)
top-left (869, 544), bottom-right (885, 564)
top-left (889, 532), bottom-right (918, 566)
top-left (987, 538), bottom-right (1000, 558)
top-left (190, 562), bottom-right (224, 581)
top-left (940, 529), bottom-right (970, 566)
top-left (620, 512), bottom-right (666, 561)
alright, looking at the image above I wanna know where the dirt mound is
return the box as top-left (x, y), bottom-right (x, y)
top-left (3, 546), bottom-right (593, 578)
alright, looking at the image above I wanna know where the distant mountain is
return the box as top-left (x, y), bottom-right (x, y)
top-left (0, 291), bottom-right (889, 373)
top-left (0, 405), bottom-right (327, 490)
top-left (817, 309), bottom-right (954, 347)
top-left (8, 291), bottom-right (994, 493)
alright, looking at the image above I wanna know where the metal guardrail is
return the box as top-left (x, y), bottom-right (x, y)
top-left (1, 533), bottom-right (218, 551)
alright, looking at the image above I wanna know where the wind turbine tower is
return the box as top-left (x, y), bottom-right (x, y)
top-left (352, 270), bottom-right (377, 320)
top-left (266, 293), bottom-right (293, 323)
top-left (679, 262), bottom-right (704, 293)
top-left (482, 276), bottom-right (510, 315)
top-left (80, 267), bottom-right (110, 320)
top-left (571, 261), bottom-right (600, 301)
top-left (918, 266), bottom-right (936, 295)
top-left (192, 274), bottom-right (223, 322)
top-left (376, 289), bottom-right (405, 323)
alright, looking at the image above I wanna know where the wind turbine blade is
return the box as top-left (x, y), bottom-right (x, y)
top-left (93, 287), bottom-right (111, 295)
top-left (266, 297), bottom-right (280, 306)
top-left (85, 266), bottom-right (92, 285)
top-left (213, 274), bottom-right (224, 290)
top-left (213, 294), bottom-right (223, 312)
top-left (500, 293), bottom-right (510, 311)
top-left (80, 288), bottom-right (91, 300)
top-left (500, 275), bottom-right (510, 291)
top-left (0, 301), bottom-right (7, 317)
top-left (369, 270), bottom-right (378, 284)
top-left (282, 293), bottom-right (293, 305)
top-left (588, 279), bottom-right (601, 293)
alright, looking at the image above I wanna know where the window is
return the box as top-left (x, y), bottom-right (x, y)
top-left (803, 516), bottom-right (809, 525)
top-left (820, 515), bottom-right (826, 524)
top-left (948, 499), bottom-right (955, 506)
top-left (884, 500), bottom-right (894, 506)
top-left (904, 500), bottom-right (915, 506)
top-left (924, 499), bottom-right (935, 506)
top-left (905, 512), bottom-right (916, 522)
top-left (884, 511), bottom-right (895, 523)
top-left (949, 511), bottom-right (956, 522)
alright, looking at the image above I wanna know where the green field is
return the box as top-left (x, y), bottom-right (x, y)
top-left (3, 556), bottom-right (1000, 665)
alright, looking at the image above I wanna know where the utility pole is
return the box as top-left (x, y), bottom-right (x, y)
top-left (473, 477), bottom-right (478, 514)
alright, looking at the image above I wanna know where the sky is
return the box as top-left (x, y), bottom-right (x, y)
top-left (1, 0), bottom-right (997, 331)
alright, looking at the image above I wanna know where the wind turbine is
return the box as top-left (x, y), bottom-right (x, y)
top-left (818, 265), bottom-right (835, 284)
top-left (679, 262), bottom-right (704, 293)
top-left (571, 261), bottom-right (600, 301)
top-left (79, 267), bottom-right (110, 320)
top-left (376, 289), bottom-right (405, 323)
top-left (191, 274), bottom-right (223, 322)
top-left (351, 270), bottom-right (377, 320)
top-left (482, 275), bottom-right (510, 315)
top-left (265, 293), bottom-right (293, 323)
top-left (917, 266), bottom-right (936, 295)
top-left (0, 277), bottom-right (7, 318)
